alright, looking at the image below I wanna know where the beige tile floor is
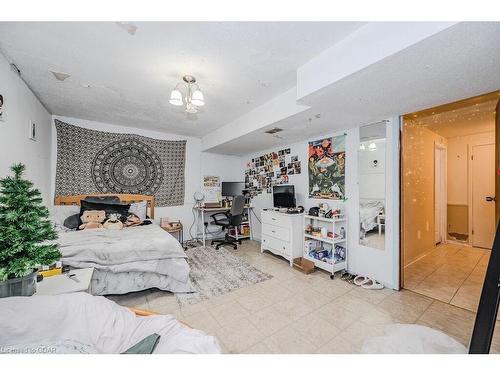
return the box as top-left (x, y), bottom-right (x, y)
top-left (404, 243), bottom-right (490, 313)
top-left (108, 240), bottom-right (500, 354)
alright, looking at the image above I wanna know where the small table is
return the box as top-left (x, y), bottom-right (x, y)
top-left (161, 222), bottom-right (184, 247)
top-left (377, 214), bottom-right (386, 235)
top-left (35, 268), bottom-right (94, 295)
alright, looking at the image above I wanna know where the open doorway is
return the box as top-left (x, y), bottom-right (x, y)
top-left (401, 91), bottom-right (500, 313)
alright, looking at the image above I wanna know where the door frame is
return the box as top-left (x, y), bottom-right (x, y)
top-left (399, 91), bottom-right (500, 290)
top-left (434, 142), bottom-right (447, 246)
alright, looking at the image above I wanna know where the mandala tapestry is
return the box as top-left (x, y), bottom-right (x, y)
top-left (54, 119), bottom-right (186, 206)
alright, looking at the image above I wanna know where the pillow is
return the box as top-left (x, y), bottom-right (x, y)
top-left (79, 200), bottom-right (130, 224)
top-left (129, 201), bottom-right (148, 222)
top-left (64, 213), bottom-right (81, 230)
top-left (49, 205), bottom-right (80, 227)
top-left (121, 334), bottom-right (161, 354)
top-left (84, 195), bottom-right (121, 204)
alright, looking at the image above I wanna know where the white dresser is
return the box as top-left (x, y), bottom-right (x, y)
top-left (260, 210), bottom-right (304, 266)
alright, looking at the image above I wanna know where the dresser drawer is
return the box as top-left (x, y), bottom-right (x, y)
top-left (261, 234), bottom-right (291, 255)
top-left (262, 223), bottom-right (290, 242)
top-left (261, 211), bottom-right (292, 228)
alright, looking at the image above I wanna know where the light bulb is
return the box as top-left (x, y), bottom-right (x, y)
top-left (169, 89), bottom-right (183, 106)
top-left (191, 89), bottom-right (205, 106)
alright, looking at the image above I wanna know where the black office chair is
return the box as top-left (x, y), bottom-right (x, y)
top-left (211, 195), bottom-right (245, 250)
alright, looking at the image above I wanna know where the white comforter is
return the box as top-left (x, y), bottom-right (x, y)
top-left (0, 293), bottom-right (220, 354)
top-left (359, 200), bottom-right (384, 232)
top-left (56, 225), bottom-right (193, 295)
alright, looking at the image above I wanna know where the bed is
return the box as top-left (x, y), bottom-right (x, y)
top-left (0, 293), bottom-right (220, 354)
top-left (359, 200), bottom-right (384, 239)
top-left (52, 194), bottom-right (193, 295)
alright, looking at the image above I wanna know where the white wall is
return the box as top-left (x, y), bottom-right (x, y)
top-left (242, 119), bottom-right (399, 289)
top-left (359, 139), bottom-right (386, 201)
top-left (201, 152), bottom-right (243, 182)
top-left (0, 53), bottom-right (52, 203)
top-left (50, 116), bottom-right (241, 239)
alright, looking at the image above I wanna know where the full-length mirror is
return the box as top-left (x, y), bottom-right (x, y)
top-left (359, 122), bottom-right (386, 250)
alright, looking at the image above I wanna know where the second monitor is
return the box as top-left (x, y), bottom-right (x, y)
top-left (222, 181), bottom-right (245, 197)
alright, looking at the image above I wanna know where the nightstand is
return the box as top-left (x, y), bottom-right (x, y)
top-left (161, 221), bottom-right (184, 248)
top-left (35, 268), bottom-right (94, 295)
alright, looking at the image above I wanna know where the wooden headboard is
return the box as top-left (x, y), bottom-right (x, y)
top-left (54, 193), bottom-right (155, 219)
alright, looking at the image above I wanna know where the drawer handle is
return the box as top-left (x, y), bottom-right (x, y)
top-left (272, 230), bottom-right (276, 233)
top-left (271, 218), bottom-right (276, 220)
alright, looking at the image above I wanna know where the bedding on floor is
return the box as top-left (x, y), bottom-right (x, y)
top-left (55, 224), bottom-right (193, 295)
top-left (0, 293), bottom-right (220, 354)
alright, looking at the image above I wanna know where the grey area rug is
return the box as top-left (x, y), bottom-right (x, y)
top-left (176, 246), bottom-right (273, 306)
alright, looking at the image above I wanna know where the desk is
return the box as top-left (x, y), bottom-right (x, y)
top-left (194, 206), bottom-right (253, 247)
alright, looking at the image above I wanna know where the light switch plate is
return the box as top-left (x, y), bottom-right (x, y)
top-left (28, 120), bottom-right (37, 141)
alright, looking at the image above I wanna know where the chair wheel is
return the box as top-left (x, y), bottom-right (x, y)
top-left (238, 240), bottom-right (242, 245)
top-left (233, 245), bottom-right (237, 249)
top-left (330, 274), bottom-right (335, 280)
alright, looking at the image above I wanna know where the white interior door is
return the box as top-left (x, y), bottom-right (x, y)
top-left (434, 145), bottom-right (446, 245)
top-left (472, 143), bottom-right (495, 249)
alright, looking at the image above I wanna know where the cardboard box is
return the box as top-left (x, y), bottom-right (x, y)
top-left (293, 257), bottom-right (315, 274)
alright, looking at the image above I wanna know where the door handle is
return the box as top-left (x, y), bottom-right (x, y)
top-left (486, 196), bottom-right (496, 202)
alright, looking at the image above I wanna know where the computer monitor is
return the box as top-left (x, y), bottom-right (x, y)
top-left (222, 181), bottom-right (245, 197)
top-left (273, 185), bottom-right (295, 208)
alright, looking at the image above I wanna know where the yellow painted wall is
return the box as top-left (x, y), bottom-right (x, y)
top-left (402, 123), bottom-right (447, 266)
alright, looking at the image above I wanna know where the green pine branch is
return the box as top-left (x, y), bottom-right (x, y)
top-left (0, 163), bottom-right (61, 281)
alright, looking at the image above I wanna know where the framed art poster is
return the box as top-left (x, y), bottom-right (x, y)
top-left (308, 134), bottom-right (346, 200)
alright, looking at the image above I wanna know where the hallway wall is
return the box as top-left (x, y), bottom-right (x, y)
top-left (402, 123), bottom-right (447, 266)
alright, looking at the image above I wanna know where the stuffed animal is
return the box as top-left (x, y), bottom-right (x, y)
top-left (103, 213), bottom-right (124, 230)
top-left (125, 213), bottom-right (142, 227)
top-left (79, 210), bottom-right (106, 230)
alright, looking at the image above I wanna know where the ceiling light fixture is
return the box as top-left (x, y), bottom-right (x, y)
top-left (51, 71), bottom-right (70, 81)
top-left (169, 75), bottom-right (205, 114)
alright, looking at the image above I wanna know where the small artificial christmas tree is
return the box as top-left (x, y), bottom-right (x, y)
top-left (0, 163), bottom-right (60, 281)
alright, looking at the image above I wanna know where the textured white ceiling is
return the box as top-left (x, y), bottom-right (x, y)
top-left (410, 99), bottom-right (497, 138)
top-left (0, 21), bottom-right (364, 136)
top-left (210, 22), bottom-right (500, 155)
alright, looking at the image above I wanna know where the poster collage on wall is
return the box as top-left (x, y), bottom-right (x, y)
top-left (244, 148), bottom-right (301, 196)
top-left (244, 133), bottom-right (346, 201)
